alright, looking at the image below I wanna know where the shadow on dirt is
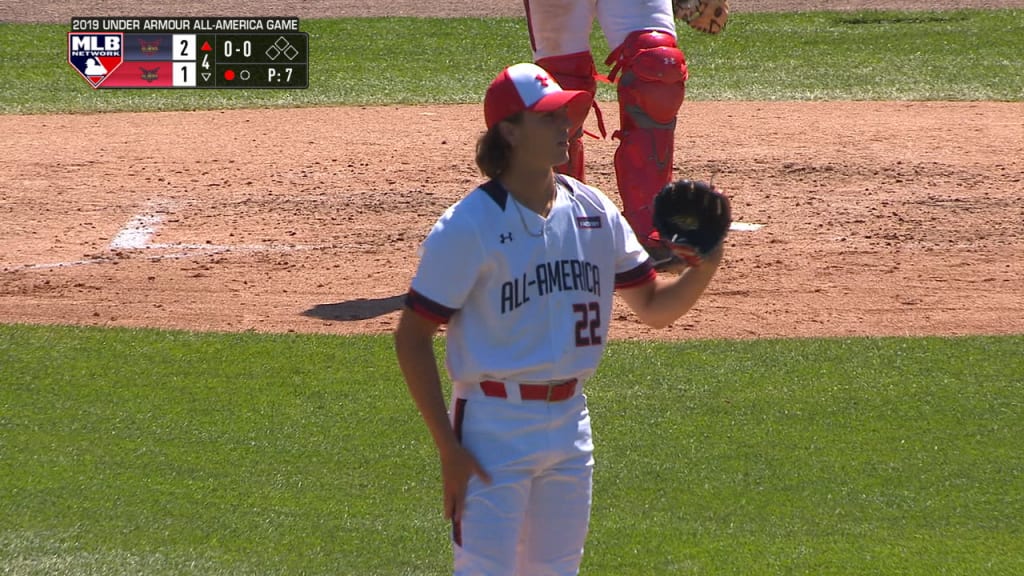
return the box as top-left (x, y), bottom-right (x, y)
top-left (302, 295), bottom-right (405, 322)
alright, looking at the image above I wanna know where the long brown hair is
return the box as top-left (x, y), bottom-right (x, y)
top-left (475, 112), bottom-right (522, 179)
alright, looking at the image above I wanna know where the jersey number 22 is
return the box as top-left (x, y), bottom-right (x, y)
top-left (573, 302), bottom-right (602, 347)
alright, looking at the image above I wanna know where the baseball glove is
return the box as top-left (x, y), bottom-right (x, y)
top-left (673, 0), bottom-right (729, 34)
top-left (651, 179), bottom-right (731, 267)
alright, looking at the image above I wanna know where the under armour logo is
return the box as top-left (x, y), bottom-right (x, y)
top-left (500, 232), bottom-right (513, 244)
top-left (535, 74), bottom-right (550, 87)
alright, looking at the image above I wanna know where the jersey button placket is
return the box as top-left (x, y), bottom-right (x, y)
top-left (543, 220), bottom-right (562, 360)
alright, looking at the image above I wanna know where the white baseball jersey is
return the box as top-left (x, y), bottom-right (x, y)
top-left (406, 175), bottom-right (655, 385)
top-left (525, 0), bottom-right (676, 59)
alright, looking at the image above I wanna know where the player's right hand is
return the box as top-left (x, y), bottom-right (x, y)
top-left (440, 445), bottom-right (492, 522)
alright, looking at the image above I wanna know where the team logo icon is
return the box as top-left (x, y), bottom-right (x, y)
top-left (68, 32), bottom-right (124, 88)
top-left (139, 66), bottom-right (160, 82)
top-left (139, 38), bottom-right (161, 56)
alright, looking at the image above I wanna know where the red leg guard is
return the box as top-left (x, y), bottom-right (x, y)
top-left (536, 51), bottom-right (598, 182)
top-left (608, 31), bottom-right (687, 243)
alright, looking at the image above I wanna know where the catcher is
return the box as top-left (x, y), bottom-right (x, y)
top-left (522, 0), bottom-right (728, 272)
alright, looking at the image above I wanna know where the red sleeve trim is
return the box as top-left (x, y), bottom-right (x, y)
top-left (615, 261), bottom-right (657, 290)
top-left (404, 289), bottom-right (457, 324)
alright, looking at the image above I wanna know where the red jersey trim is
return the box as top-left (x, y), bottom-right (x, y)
top-left (404, 289), bottom-right (457, 324)
top-left (615, 262), bottom-right (657, 289)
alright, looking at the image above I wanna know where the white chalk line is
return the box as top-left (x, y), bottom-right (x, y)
top-left (109, 212), bottom-right (162, 250)
top-left (9, 205), bottom-right (334, 272)
top-left (8, 207), bottom-right (764, 272)
top-left (18, 259), bottom-right (113, 271)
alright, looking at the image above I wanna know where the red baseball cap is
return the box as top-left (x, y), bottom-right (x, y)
top-left (484, 63), bottom-right (593, 130)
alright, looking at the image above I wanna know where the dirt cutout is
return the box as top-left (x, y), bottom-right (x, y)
top-left (1, 2), bottom-right (1022, 340)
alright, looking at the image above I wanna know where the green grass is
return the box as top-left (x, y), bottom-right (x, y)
top-left (1, 9), bottom-right (1021, 114)
top-left (683, 9), bottom-right (1024, 100)
top-left (2, 325), bottom-right (1022, 575)
top-left (590, 337), bottom-right (1024, 574)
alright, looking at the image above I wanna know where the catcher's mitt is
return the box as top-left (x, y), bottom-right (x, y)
top-left (673, 0), bottom-right (729, 34)
top-left (651, 179), bottom-right (731, 267)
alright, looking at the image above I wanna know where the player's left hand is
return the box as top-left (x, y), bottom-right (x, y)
top-left (673, 0), bottom-right (729, 34)
top-left (651, 179), bottom-right (732, 268)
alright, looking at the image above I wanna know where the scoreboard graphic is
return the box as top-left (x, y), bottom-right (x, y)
top-left (68, 17), bottom-right (309, 89)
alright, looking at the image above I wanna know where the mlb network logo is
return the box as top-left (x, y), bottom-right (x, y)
top-left (67, 32), bottom-right (124, 88)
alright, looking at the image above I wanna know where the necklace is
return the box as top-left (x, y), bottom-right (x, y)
top-left (512, 196), bottom-right (545, 238)
top-left (511, 182), bottom-right (558, 238)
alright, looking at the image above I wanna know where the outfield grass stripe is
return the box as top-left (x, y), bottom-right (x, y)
top-left (1, 9), bottom-right (1021, 114)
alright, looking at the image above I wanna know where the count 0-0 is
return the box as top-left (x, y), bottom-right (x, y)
top-left (223, 39), bottom-right (252, 58)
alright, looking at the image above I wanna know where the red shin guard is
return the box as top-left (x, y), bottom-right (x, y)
top-left (606, 31), bottom-right (687, 242)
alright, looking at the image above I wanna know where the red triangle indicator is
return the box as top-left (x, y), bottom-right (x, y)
top-left (201, 41), bottom-right (212, 51)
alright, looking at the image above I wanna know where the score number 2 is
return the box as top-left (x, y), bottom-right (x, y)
top-left (573, 302), bottom-right (602, 347)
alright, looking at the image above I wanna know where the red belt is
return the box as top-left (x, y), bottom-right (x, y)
top-left (480, 379), bottom-right (578, 402)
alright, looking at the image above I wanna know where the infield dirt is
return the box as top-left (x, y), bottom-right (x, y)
top-left (1, 1), bottom-right (1022, 340)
